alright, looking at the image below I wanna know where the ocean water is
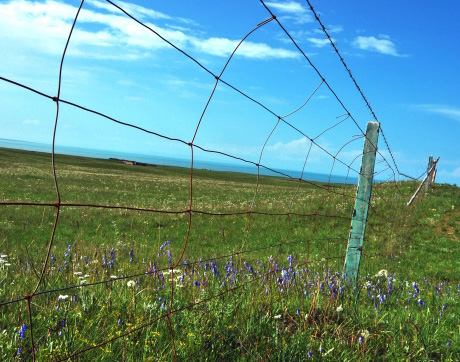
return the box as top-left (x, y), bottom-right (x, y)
top-left (0, 138), bottom-right (358, 184)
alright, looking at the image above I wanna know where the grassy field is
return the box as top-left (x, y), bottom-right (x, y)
top-left (0, 147), bottom-right (458, 361)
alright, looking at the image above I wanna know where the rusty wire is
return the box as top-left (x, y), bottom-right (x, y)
top-left (0, 0), bottom-right (421, 360)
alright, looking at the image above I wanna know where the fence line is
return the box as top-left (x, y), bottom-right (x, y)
top-left (0, 0), bottom-right (431, 360)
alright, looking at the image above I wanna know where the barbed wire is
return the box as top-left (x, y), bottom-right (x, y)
top-left (304, 0), bottom-right (423, 181)
top-left (0, 0), bottom-right (428, 360)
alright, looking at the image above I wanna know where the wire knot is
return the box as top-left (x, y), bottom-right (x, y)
top-left (52, 96), bottom-right (58, 102)
top-left (24, 294), bottom-right (33, 300)
top-left (54, 201), bottom-right (60, 208)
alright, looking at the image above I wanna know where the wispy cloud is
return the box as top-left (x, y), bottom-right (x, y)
top-left (313, 25), bottom-right (343, 34)
top-left (439, 167), bottom-right (460, 180)
top-left (87, 0), bottom-right (172, 21)
top-left (0, 0), bottom-right (298, 62)
top-left (190, 37), bottom-right (298, 59)
top-left (352, 36), bottom-right (402, 57)
top-left (264, 1), bottom-right (313, 24)
top-left (414, 104), bottom-right (460, 124)
top-left (22, 119), bottom-right (40, 125)
top-left (307, 37), bottom-right (334, 48)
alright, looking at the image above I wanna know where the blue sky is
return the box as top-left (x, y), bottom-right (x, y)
top-left (0, 0), bottom-right (459, 184)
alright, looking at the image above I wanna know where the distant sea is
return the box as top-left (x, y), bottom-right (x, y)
top-left (0, 138), bottom-right (358, 184)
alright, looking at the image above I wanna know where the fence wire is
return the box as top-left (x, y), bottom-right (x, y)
top-left (0, 0), bottom-right (429, 360)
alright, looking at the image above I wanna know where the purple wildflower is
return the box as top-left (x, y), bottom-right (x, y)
top-left (18, 324), bottom-right (27, 339)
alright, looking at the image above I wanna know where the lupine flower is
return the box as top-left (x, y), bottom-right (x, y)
top-left (358, 336), bottom-right (363, 343)
top-left (18, 324), bottom-right (27, 339)
top-left (417, 299), bottom-right (425, 306)
top-left (118, 318), bottom-right (122, 324)
top-left (446, 342), bottom-right (450, 346)
top-left (17, 348), bottom-right (21, 355)
top-left (307, 350), bottom-right (312, 358)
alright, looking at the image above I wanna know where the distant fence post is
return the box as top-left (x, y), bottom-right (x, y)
top-left (344, 121), bottom-right (380, 283)
top-left (407, 157), bottom-right (440, 206)
top-left (425, 155), bottom-right (433, 191)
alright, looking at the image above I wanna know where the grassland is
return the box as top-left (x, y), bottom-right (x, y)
top-left (0, 147), bottom-right (458, 361)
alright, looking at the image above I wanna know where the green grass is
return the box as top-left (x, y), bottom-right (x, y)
top-left (0, 147), bottom-right (458, 361)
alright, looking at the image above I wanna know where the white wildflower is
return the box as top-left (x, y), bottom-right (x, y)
top-left (375, 270), bottom-right (388, 278)
top-left (73, 272), bottom-right (82, 276)
top-left (360, 329), bottom-right (370, 339)
top-left (110, 275), bottom-right (117, 279)
top-left (127, 280), bottom-right (136, 288)
top-left (273, 315), bottom-right (282, 319)
top-left (336, 305), bottom-right (343, 312)
top-left (58, 295), bottom-right (69, 301)
top-left (80, 280), bottom-right (87, 285)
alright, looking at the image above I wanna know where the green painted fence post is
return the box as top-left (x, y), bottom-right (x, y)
top-left (344, 121), bottom-right (380, 282)
top-left (425, 155), bottom-right (433, 192)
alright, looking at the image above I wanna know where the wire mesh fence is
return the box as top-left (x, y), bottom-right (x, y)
top-left (0, 0), bottom-right (433, 360)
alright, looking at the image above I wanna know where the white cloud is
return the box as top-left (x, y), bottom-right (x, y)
top-left (313, 25), bottom-right (343, 34)
top-left (22, 119), bottom-right (40, 125)
top-left (264, 1), bottom-right (313, 24)
top-left (264, 1), bottom-right (306, 14)
top-left (414, 104), bottom-right (460, 124)
top-left (0, 0), bottom-right (298, 61)
top-left (352, 36), bottom-right (401, 56)
top-left (190, 37), bottom-right (298, 59)
top-left (307, 37), bottom-right (334, 48)
top-left (438, 167), bottom-right (460, 180)
top-left (87, 0), bottom-right (171, 21)
top-left (265, 137), bottom-right (332, 164)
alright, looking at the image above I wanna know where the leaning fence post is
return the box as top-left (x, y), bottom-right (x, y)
top-left (425, 155), bottom-right (433, 191)
top-left (344, 121), bottom-right (380, 283)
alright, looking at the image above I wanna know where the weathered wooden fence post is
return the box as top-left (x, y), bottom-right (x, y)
top-left (425, 155), bottom-right (433, 191)
top-left (344, 121), bottom-right (380, 282)
top-left (407, 157), bottom-right (440, 206)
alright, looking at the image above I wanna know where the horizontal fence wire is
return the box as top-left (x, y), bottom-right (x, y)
top-left (0, 0), bottom-right (428, 361)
